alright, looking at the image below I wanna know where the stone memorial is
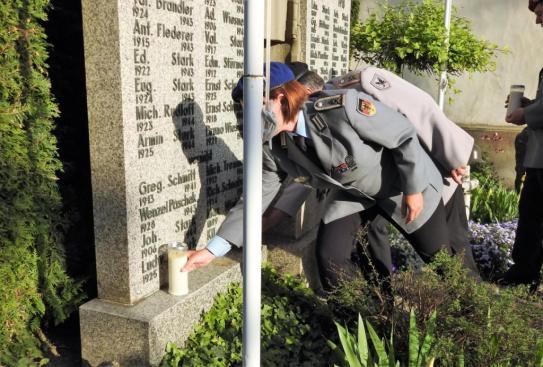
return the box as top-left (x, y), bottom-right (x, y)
top-left (80, 0), bottom-right (246, 365)
top-left (301, 0), bottom-right (351, 79)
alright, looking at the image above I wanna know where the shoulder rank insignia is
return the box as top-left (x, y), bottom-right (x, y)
top-left (370, 73), bottom-right (390, 90)
top-left (357, 99), bottom-right (376, 117)
top-left (310, 113), bottom-right (327, 132)
top-left (279, 132), bottom-right (288, 149)
top-left (314, 94), bottom-right (345, 111)
top-left (333, 71), bottom-right (361, 88)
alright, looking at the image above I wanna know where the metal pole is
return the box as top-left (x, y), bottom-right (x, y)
top-left (242, 0), bottom-right (264, 366)
top-left (264, 0), bottom-right (271, 105)
top-left (438, 0), bottom-right (453, 110)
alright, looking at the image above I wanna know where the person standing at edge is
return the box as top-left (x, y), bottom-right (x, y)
top-left (499, 0), bottom-right (543, 291)
top-left (182, 62), bottom-right (452, 290)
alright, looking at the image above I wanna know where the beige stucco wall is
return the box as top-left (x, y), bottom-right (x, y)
top-left (355, 0), bottom-right (543, 127)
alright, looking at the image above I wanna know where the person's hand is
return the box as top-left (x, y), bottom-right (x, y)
top-left (182, 248), bottom-right (216, 272)
top-left (401, 192), bottom-right (423, 224)
top-left (505, 107), bottom-right (526, 125)
top-left (450, 165), bottom-right (467, 185)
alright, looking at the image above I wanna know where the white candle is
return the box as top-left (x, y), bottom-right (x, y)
top-left (507, 84), bottom-right (525, 116)
top-left (168, 242), bottom-right (189, 296)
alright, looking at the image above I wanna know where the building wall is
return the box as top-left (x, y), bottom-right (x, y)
top-left (356, 0), bottom-right (543, 127)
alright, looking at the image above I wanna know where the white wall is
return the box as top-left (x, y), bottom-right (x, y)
top-left (355, 0), bottom-right (543, 126)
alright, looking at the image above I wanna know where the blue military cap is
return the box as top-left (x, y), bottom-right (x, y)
top-left (231, 62), bottom-right (295, 102)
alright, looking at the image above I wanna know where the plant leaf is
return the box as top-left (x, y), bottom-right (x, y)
top-left (357, 314), bottom-right (369, 366)
top-left (408, 309), bottom-right (420, 367)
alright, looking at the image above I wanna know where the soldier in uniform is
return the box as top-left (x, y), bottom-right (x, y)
top-left (266, 65), bottom-right (480, 282)
top-left (321, 66), bottom-right (480, 280)
top-left (498, 0), bottom-right (543, 291)
top-left (182, 62), bottom-right (452, 288)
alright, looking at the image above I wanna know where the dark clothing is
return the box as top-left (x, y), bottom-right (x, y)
top-left (316, 186), bottom-right (479, 288)
top-left (445, 186), bottom-right (480, 278)
top-left (317, 201), bottom-right (450, 289)
top-left (503, 169), bottom-right (543, 286)
top-left (500, 67), bottom-right (543, 290)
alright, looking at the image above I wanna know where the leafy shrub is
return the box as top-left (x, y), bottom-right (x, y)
top-left (330, 253), bottom-right (543, 367)
top-left (470, 162), bottom-right (519, 223)
top-left (0, 1), bottom-right (83, 364)
top-left (161, 266), bottom-right (336, 367)
top-left (351, 0), bottom-right (505, 90)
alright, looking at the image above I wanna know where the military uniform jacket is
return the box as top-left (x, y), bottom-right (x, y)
top-left (327, 66), bottom-right (474, 204)
top-left (217, 89), bottom-right (444, 248)
top-left (523, 67), bottom-right (543, 169)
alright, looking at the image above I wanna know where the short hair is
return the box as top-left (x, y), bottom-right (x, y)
top-left (270, 80), bottom-right (308, 122)
top-left (529, 0), bottom-right (541, 11)
top-left (298, 71), bottom-right (325, 92)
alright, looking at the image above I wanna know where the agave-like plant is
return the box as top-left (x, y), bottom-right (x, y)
top-left (329, 310), bottom-right (438, 367)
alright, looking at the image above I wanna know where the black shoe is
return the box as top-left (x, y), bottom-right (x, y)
top-left (495, 269), bottom-right (540, 293)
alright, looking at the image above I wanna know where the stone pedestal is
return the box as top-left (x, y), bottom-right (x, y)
top-left (264, 189), bottom-right (326, 290)
top-left (80, 257), bottom-right (241, 367)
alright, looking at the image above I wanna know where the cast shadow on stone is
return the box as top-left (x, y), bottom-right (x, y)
top-left (171, 99), bottom-right (243, 250)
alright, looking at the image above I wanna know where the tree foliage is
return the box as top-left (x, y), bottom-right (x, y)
top-left (0, 0), bottom-right (83, 364)
top-left (350, 0), bottom-right (506, 85)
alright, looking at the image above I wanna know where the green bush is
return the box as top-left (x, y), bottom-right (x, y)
top-left (470, 162), bottom-right (519, 223)
top-left (329, 253), bottom-right (543, 367)
top-left (161, 266), bottom-right (336, 367)
top-left (351, 0), bottom-right (505, 94)
top-left (0, 1), bottom-right (83, 364)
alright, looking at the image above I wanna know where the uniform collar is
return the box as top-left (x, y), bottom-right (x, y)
top-left (294, 111), bottom-right (309, 138)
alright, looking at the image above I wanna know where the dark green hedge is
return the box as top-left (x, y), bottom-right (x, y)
top-left (0, 1), bottom-right (83, 364)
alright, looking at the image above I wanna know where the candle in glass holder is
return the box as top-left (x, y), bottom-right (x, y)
top-left (506, 84), bottom-right (525, 116)
top-left (168, 242), bottom-right (189, 296)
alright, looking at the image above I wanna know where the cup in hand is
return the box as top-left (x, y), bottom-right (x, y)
top-left (506, 84), bottom-right (525, 116)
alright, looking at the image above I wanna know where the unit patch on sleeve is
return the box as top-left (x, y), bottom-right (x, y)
top-left (357, 99), bottom-right (377, 117)
top-left (370, 73), bottom-right (391, 90)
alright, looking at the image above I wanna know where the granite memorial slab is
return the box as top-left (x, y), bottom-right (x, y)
top-left (83, 0), bottom-right (245, 306)
top-left (301, 0), bottom-right (351, 80)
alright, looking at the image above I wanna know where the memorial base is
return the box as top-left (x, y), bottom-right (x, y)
top-left (80, 258), bottom-right (241, 367)
top-left (264, 226), bottom-right (322, 291)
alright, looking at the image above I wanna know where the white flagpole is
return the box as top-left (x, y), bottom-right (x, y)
top-left (242, 0), bottom-right (264, 366)
top-left (438, 0), bottom-right (453, 110)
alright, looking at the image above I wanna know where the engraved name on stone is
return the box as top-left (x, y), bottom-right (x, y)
top-left (125, 0), bottom-right (245, 289)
